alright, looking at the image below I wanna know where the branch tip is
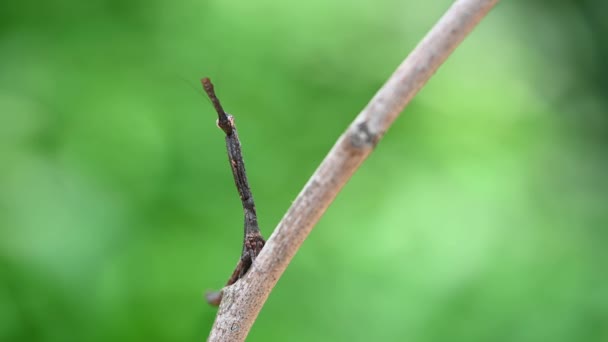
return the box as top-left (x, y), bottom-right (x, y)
top-left (201, 77), bottom-right (232, 135)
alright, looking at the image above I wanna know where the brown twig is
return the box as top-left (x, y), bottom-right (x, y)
top-left (207, 0), bottom-right (500, 340)
top-left (202, 78), bottom-right (265, 306)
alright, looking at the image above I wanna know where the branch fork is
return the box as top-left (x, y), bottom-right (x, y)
top-left (204, 0), bottom-right (500, 339)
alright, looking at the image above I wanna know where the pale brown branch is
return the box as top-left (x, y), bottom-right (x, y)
top-left (207, 0), bottom-right (500, 340)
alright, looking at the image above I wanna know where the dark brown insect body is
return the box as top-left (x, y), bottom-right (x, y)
top-left (202, 78), bottom-right (265, 305)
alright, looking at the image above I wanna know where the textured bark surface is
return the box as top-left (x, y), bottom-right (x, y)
top-left (207, 0), bottom-right (500, 340)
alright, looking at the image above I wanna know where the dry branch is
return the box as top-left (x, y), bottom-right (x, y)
top-left (207, 0), bottom-right (500, 340)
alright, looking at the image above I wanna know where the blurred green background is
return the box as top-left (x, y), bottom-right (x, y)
top-left (1, 0), bottom-right (607, 341)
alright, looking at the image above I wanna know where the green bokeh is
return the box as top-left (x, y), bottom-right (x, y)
top-left (1, 1), bottom-right (607, 341)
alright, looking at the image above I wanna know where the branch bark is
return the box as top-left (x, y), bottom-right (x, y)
top-left (207, 0), bottom-right (500, 340)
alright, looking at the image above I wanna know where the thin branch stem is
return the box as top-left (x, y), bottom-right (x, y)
top-left (202, 78), bottom-right (265, 304)
top-left (207, 0), bottom-right (500, 340)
